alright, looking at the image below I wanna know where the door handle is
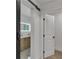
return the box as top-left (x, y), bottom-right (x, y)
top-left (53, 36), bottom-right (55, 39)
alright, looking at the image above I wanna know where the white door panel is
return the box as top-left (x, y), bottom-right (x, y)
top-left (44, 15), bottom-right (55, 58)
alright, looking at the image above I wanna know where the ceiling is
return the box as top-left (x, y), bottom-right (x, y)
top-left (37, 0), bottom-right (62, 15)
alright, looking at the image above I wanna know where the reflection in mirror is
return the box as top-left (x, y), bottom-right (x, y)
top-left (20, 0), bottom-right (31, 59)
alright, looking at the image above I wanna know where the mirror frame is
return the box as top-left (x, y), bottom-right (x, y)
top-left (16, 0), bottom-right (20, 59)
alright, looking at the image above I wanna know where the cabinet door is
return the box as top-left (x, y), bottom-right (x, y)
top-left (20, 37), bottom-right (30, 51)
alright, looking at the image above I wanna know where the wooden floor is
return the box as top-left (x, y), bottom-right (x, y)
top-left (44, 50), bottom-right (62, 59)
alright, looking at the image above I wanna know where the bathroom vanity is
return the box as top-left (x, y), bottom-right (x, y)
top-left (20, 36), bottom-right (31, 51)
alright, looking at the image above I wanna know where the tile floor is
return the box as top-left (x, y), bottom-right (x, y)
top-left (20, 48), bottom-right (30, 59)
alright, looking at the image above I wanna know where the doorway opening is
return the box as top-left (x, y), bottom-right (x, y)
top-left (43, 14), bottom-right (62, 59)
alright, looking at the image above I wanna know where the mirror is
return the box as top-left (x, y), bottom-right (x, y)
top-left (20, 0), bottom-right (31, 59)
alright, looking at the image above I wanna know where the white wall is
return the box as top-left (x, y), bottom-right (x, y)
top-left (26, 0), bottom-right (42, 59)
top-left (54, 13), bottom-right (62, 51)
top-left (31, 10), bottom-right (41, 59)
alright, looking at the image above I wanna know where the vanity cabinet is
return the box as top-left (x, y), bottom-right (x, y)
top-left (20, 37), bottom-right (30, 51)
